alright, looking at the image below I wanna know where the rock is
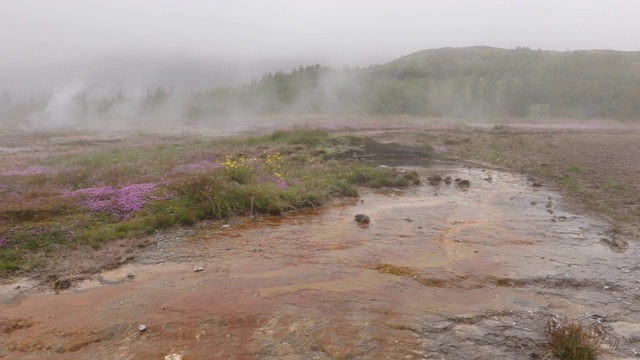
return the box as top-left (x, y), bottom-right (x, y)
top-left (354, 214), bottom-right (370, 223)
top-left (456, 179), bottom-right (471, 187)
top-left (428, 175), bottom-right (443, 186)
top-left (138, 324), bottom-right (146, 332)
top-left (53, 279), bottom-right (72, 291)
top-left (602, 237), bottom-right (629, 252)
top-left (164, 352), bottom-right (184, 360)
top-left (193, 265), bottom-right (204, 272)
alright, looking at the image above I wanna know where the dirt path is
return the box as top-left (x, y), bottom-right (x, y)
top-left (2, 163), bottom-right (638, 359)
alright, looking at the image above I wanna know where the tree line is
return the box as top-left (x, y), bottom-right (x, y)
top-left (2, 47), bottom-right (640, 127)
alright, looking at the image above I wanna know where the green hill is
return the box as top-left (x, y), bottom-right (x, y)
top-left (371, 46), bottom-right (640, 119)
top-left (182, 46), bottom-right (640, 120)
top-left (4, 47), bottom-right (640, 125)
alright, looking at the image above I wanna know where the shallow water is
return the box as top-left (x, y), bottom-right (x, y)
top-left (1, 164), bottom-right (638, 359)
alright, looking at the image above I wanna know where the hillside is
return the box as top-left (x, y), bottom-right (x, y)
top-left (371, 46), bottom-right (640, 118)
top-left (182, 46), bottom-right (640, 120)
top-left (3, 46), bottom-right (640, 127)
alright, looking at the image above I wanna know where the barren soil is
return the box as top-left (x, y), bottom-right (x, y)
top-left (1, 120), bottom-right (639, 359)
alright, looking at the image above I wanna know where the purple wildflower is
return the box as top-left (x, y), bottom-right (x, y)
top-left (291, 178), bottom-right (302, 184)
top-left (67, 183), bottom-right (161, 220)
top-left (0, 238), bottom-right (6, 247)
top-left (278, 179), bottom-right (288, 189)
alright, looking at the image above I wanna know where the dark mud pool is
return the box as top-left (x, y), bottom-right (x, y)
top-left (1, 164), bottom-right (640, 359)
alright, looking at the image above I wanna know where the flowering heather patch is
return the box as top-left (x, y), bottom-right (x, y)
top-left (68, 183), bottom-right (162, 220)
top-left (0, 237), bottom-right (6, 247)
top-left (2, 166), bottom-right (50, 176)
top-left (172, 161), bottom-right (221, 173)
top-left (278, 178), bottom-right (302, 189)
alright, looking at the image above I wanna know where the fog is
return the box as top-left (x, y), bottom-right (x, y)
top-left (1, 0), bottom-right (639, 129)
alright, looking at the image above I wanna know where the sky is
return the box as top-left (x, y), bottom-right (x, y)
top-left (1, 0), bottom-right (639, 95)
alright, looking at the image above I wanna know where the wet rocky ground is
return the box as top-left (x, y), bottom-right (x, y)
top-left (1, 121), bottom-right (639, 359)
top-left (2, 161), bottom-right (639, 359)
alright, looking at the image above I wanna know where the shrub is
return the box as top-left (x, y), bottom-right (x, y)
top-left (545, 316), bottom-right (614, 360)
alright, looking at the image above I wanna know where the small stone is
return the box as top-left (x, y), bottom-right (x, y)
top-left (193, 266), bottom-right (204, 272)
top-left (126, 273), bottom-right (135, 279)
top-left (138, 324), bottom-right (146, 332)
top-left (354, 214), bottom-right (370, 223)
top-left (222, 224), bottom-right (231, 228)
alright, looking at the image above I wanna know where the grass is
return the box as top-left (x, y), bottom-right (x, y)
top-left (545, 317), bottom-right (615, 360)
top-left (0, 129), bottom-right (424, 275)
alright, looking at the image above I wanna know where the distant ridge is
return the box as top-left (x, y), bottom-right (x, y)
top-left (354, 45), bottom-right (640, 119)
top-left (3, 46), bottom-right (640, 126)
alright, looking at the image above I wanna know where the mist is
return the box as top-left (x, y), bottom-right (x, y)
top-left (1, 1), bottom-right (640, 130)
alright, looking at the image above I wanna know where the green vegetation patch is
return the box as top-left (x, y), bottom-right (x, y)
top-left (545, 317), bottom-right (617, 360)
top-left (0, 130), bottom-right (425, 275)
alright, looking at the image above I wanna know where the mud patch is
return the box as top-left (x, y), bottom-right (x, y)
top-left (372, 263), bottom-right (418, 277)
top-left (335, 136), bottom-right (432, 164)
top-left (1, 317), bottom-right (33, 334)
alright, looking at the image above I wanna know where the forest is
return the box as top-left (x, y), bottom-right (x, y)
top-left (2, 46), bottom-right (640, 127)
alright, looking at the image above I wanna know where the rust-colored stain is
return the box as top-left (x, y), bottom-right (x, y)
top-left (0, 166), bottom-right (631, 359)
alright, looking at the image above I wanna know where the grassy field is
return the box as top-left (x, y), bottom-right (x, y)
top-left (0, 128), bottom-right (423, 276)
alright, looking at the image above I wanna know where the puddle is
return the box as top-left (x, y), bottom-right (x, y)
top-left (1, 165), bottom-right (639, 359)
